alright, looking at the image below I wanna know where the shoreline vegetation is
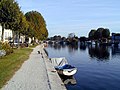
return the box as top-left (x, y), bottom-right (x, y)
top-left (0, 0), bottom-right (48, 44)
top-left (0, 47), bottom-right (33, 88)
top-left (0, 0), bottom-right (48, 88)
top-left (46, 28), bottom-right (120, 47)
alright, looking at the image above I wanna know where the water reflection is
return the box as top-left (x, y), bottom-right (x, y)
top-left (68, 44), bottom-right (78, 53)
top-left (48, 43), bottom-right (66, 50)
top-left (48, 43), bottom-right (78, 53)
top-left (48, 44), bottom-right (120, 61)
top-left (80, 44), bottom-right (87, 51)
top-left (46, 43), bottom-right (120, 90)
top-left (88, 45), bottom-right (110, 60)
top-left (112, 46), bottom-right (120, 56)
top-left (59, 75), bottom-right (77, 85)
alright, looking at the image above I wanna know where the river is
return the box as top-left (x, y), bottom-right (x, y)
top-left (45, 43), bottom-right (120, 90)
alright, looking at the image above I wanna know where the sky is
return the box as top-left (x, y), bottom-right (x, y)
top-left (17, 0), bottom-right (120, 37)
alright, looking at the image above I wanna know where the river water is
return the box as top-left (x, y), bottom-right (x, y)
top-left (45, 43), bottom-right (120, 90)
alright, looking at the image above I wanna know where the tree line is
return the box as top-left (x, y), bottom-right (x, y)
top-left (46, 27), bottom-right (111, 46)
top-left (88, 28), bottom-right (110, 41)
top-left (0, 0), bottom-right (48, 43)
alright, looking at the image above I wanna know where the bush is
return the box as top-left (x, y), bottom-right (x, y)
top-left (20, 43), bottom-right (28, 48)
top-left (0, 42), bottom-right (13, 55)
top-left (0, 50), bottom-right (6, 57)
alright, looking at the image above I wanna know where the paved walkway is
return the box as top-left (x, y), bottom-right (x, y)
top-left (2, 45), bottom-right (50, 90)
top-left (2, 45), bottom-right (66, 90)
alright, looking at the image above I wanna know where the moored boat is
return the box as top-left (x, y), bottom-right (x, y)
top-left (49, 57), bottom-right (77, 76)
top-left (55, 64), bottom-right (77, 76)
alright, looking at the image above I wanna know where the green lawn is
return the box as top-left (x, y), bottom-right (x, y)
top-left (0, 48), bottom-right (33, 88)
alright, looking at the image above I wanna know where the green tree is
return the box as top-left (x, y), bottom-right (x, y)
top-left (102, 28), bottom-right (110, 38)
top-left (94, 28), bottom-right (104, 39)
top-left (18, 13), bottom-right (29, 35)
top-left (88, 27), bottom-right (110, 42)
top-left (25, 11), bottom-right (48, 41)
top-left (0, 0), bottom-right (21, 42)
top-left (79, 36), bottom-right (86, 43)
top-left (26, 23), bottom-right (35, 38)
top-left (88, 29), bottom-right (96, 40)
top-left (15, 12), bottom-right (29, 46)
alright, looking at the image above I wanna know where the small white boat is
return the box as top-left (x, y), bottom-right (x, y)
top-left (49, 57), bottom-right (77, 76)
top-left (55, 64), bottom-right (77, 76)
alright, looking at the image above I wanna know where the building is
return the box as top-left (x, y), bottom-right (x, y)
top-left (0, 24), bottom-right (33, 44)
top-left (68, 33), bottom-right (75, 38)
top-left (111, 33), bottom-right (120, 43)
top-left (0, 25), bottom-right (13, 42)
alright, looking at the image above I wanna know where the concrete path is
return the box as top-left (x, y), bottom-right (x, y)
top-left (2, 45), bottom-right (66, 90)
top-left (2, 45), bottom-right (50, 90)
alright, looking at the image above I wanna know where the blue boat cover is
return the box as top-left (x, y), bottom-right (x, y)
top-left (55, 64), bottom-right (75, 70)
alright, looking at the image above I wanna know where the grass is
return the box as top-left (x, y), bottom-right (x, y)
top-left (0, 47), bottom-right (33, 88)
top-left (29, 44), bottom-right (38, 48)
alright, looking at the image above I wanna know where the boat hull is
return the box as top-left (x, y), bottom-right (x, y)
top-left (57, 68), bottom-right (77, 76)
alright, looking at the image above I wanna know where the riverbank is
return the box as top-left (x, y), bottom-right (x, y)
top-left (0, 48), bottom-right (33, 89)
top-left (1, 45), bottom-right (66, 90)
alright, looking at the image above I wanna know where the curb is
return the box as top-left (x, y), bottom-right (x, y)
top-left (41, 47), bottom-right (67, 90)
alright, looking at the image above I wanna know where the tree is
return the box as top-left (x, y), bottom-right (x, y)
top-left (88, 29), bottom-right (96, 40)
top-left (79, 36), bottom-right (86, 43)
top-left (0, 0), bottom-right (21, 42)
top-left (25, 11), bottom-right (48, 41)
top-left (18, 13), bottom-right (29, 35)
top-left (88, 27), bottom-right (110, 42)
top-left (102, 28), bottom-right (110, 38)
top-left (96, 28), bottom-right (104, 39)
top-left (15, 12), bottom-right (29, 46)
top-left (92, 28), bottom-right (103, 40)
